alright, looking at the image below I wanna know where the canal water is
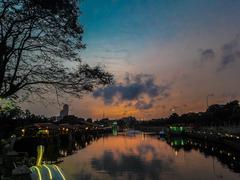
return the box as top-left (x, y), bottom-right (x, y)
top-left (58, 134), bottom-right (240, 180)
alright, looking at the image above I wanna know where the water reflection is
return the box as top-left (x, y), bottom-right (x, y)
top-left (165, 136), bottom-right (240, 173)
top-left (13, 133), bottom-right (240, 179)
top-left (13, 133), bottom-right (103, 163)
top-left (91, 148), bottom-right (173, 179)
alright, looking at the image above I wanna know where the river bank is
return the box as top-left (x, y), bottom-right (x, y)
top-left (137, 125), bottom-right (240, 151)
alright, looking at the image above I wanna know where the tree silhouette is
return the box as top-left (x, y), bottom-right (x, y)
top-left (0, 0), bottom-right (113, 99)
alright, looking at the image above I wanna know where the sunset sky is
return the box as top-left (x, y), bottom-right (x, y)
top-left (22, 0), bottom-right (240, 119)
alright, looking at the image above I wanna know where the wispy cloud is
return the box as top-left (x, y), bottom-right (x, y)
top-left (218, 35), bottom-right (240, 71)
top-left (200, 49), bottom-right (215, 63)
top-left (198, 35), bottom-right (240, 71)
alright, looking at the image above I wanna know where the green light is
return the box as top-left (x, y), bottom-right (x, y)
top-left (181, 140), bottom-right (184, 146)
top-left (112, 122), bottom-right (118, 136)
top-left (174, 140), bottom-right (178, 146)
top-left (169, 126), bottom-right (184, 133)
top-left (112, 129), bottom-right (117, 136)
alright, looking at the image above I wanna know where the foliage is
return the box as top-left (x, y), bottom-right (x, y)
top-left (139, 100), bottom-right (240, 127)
top-left (0, 0), bottom-right (113, 99)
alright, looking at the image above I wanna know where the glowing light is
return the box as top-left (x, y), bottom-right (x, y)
top-left (45, 130), bottom-right (48, 133)
top-left (30, 146), bottom-right (66, 180)
top-left (169, 126), bottom-right (184, 133)
top-left (43, 165), bottom-right (53, 180)
top-left (31, 166), bottom-right (42, 180)
top-left (53, 165), bottom-right (66, 180)
top-left (175, 151), bottom-right (178, 156)
top-left (112, 122), bottom-right (118, 135)
top-left (36, 145), bottom-right (44, 166)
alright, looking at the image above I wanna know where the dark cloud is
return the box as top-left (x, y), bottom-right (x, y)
top-left (93, 74), bottom-right (171, 110)
top-left (218, 35), bottom-right (240, 71)
top-left (221, 55), bottom-right (235, 67)
top-left (91, 145), bottom-right (173, 179)
top-left (199, 35), bottom-right (240, 71)
top-left (135, 100), bottom-right (153, 110)
top-left (200, 49), bottom-right (215, 63)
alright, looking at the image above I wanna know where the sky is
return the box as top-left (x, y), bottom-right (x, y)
top-left (22, 0), bottom-right (240, 119)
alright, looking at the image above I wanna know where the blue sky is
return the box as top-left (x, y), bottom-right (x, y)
top-left (80, 0), bottom-right (240, 54)
top-left (23, 0), bottom-right (240, 119)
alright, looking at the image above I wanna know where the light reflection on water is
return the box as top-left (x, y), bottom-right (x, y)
top-left (59, 134), bottom-right (240, 180)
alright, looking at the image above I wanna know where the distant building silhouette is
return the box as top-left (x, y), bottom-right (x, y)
top-left (59, 104), bottom-right (69, 120)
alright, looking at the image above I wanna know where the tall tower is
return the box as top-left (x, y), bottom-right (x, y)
top-left (60, 104), bottom-right (69, 120)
